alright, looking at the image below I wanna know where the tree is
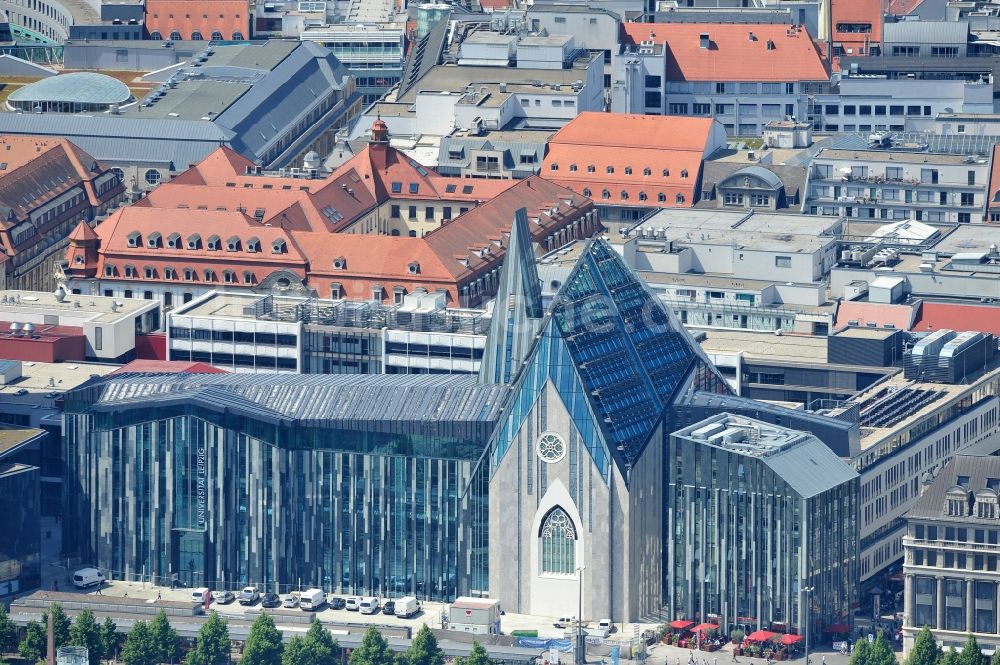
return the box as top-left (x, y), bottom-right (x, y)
top-left (868, 631), bottom-right (897, 665)
top-left (0, 603), bottom-right (17, 656)
top-left (991, 645), bottom-right (1000, 665)
top-left (405, 626), bottom-right (443, 665)
top-left (905, 627), bottom-right (941, 665)
top-left (42, 603), bottom-right (72, 651)
top-left (942, 646), bottom-right (960, 665)
top-left (150, 609), bottom-right (179, 664)
top-left (241, 613), bottom-right (284, 665)
top-left (123, 621), bottom-right (157, 665)
top-left (185, 611), bottom-right (230, 665)
top-left (101, 617), bottom-right (120, 662)
top-left (70, 609), bottom-right (104, 665)
top-left (279, 620), bottom-right (337, 665)
top-left (959, 634), bottom-right (984, 665)
top-left (349, 627), bottom-right (394, 665)
top-left (19, 621), bottom-right (45, 663)
top-left (464, 641), bottom-right (491, 665)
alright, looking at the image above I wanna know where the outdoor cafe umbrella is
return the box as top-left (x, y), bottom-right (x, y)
top-left (780, 635), bottom-right (804, 646)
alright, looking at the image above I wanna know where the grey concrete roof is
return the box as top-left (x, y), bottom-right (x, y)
top-left (881, 19), bottom-right (968, 45)
top-left (8, 72), bottom-right (132, 105)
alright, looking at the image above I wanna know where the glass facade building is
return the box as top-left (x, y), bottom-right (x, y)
top-left (0, 462), bottom-right (40, 600)
top-left (667, 414), bottom-right (859, 638)
top-left (63, 374), bottom-right (504, 598)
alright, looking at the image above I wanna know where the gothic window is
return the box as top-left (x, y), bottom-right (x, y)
top-left (537, 432), bottom-right (566, 463)
top-left (540, 507), bottom-right (576, 574)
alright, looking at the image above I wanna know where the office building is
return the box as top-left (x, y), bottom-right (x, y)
top-left (667, 413), bottom-right (859, 636)
top-left (612, 23), bottom-right (829, 137)
top-left (902, 454), bottom-right (1000, 653)
top-left (0, 431), bottom-right (42, 601)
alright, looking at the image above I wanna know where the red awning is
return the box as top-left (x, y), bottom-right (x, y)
top-left (746, 630), bottom-right (778, 642)
top-left (825, 624), bottom-right (851, 634)
top-left (780, 635), bottom-right (804, 645)
top-left (671, 620), bottom-right (695, 630)
top-left (692, 624), bottom-right (720, 634)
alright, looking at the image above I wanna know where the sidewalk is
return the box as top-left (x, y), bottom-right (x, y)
top-left (645, 641), bottom-right (857, 665)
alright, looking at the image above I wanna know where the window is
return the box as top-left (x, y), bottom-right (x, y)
top-left (587, 165), bottom-right (596, 173)
top-left (391, 205), bottom-right (400, 218)
top-left (116, 48), bottom-right (128, 63)
top-left (693, 103), bottom-right (711, 115)
top-left (890, 105), bottom-right (904, 115)
top-left (859, 105), bottom-right (872, 115)
top-left (391, 182), bottom-right (402, 193)
top-left (624, 167), bottom-right (632, 175)
top-left (680, 170), bottom-right (688, 178)
top-left (843, 105), bottom-right (856, 115)
top-left (644, 91), bottom-right (661, 108)
top-left (601, 189), bottom-right (610, 200)
top-left (750, 194), bottom-right (770, 206)
top-left (775, 256), bottom-right (792, 268)
top-left (607, 166), bottom-right (615, 174)
top-left (621, 191), bottom-right (628, 201)
top-left (144, 169), bottom-right (161, 185)
top-left (540, 507), bottom-right (576, 574)
top-left (569, 164), bottom-right (578, 172)
top-left (668, 103), bottom-right (688, 114)
top-left (443, 206), bottom-right (452, 220)
top-left (724, 192), bottom-right (744, 206)
top-left (886, 167), bottom-right (902, 180)
top-left (583, 188), bottom-right (591, 197)
top-left (875, 105), bottom-right (886, 115)
top-left (408, 206), bottom-right (417, 219)
top-left (408, 183), bottom-right (419, 194)
top-left (425, 206), bottom-right (435, 219)
top-left (164, 267), bottom-right (176, 280)
top-left (932, 46), bottom-right (959, 57)
top-left (675, 193), bottom-right (685, 204)
top-left (961, 193), bottom-right (975, 206)
top-left (658, 193), bottom-right (666, 203)
top-left (644, 75), bottom-right (661, 88)
top-left (892, 46), bottom-right (918, 57)
top-left (639, 192), bottom-right (647, 201)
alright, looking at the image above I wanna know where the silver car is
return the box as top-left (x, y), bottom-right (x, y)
top-left (215, 590), bottom-right (236, 605)
top-left (282, 593), bottom-right (300, 609)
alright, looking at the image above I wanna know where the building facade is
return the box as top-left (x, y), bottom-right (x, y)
top-left (667, 413), bottom-right (859, 636)
top-left (903, 455), bottom-right (1000, 654)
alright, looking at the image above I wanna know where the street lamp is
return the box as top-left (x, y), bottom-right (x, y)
top-left (577, 566), bottom-right (586, 665)
top-left (800, 586), bottom-right (815, 665)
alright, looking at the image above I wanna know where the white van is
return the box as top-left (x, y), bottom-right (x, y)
top-left (359, 597), bottom-right (380, 615)
top-left (554, 616), bottom-right (577, 629)
top-left (299, 588), bottom-right (326, 611)
top-left (191, 588), bottom-right (212, 605)
top-left (72, 568), bottom-right (106, 589)
top-left (345, 596), bottom-right (361, 611)
top-left (395, 596), bottom-right (420, 618)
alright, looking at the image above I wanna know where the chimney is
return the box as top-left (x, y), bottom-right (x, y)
top-left (699, 32), bottom-right (710, 49)
top-left (47, 610), bottom-right (55, 665)
top-left (748, 31), bottom-right (756, 41)
top-left (766, 39), bottom-right (776, 50)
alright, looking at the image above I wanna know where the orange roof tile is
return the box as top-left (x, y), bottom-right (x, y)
top-left (68, 220), bottom-right (99, 243)
top-left (145, 0), bottom-right (249, 40)
top-left (621, 23), bottom-right (828, 82)
top-left (912, 302), bottom-right (1000, 336)
top-left (835, 300), bottom-right (918, 330)
top-left (541, 113), bottom-right (719, 206)
top-left (831, 0), bottom-right (883, 46)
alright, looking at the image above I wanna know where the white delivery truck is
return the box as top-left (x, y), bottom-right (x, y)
top-left (395, 596), bottom-right (420, 618)
top-left (73, 568), bottom-right (106, 589)
top-left (299, 588), bottom-right (326, 611)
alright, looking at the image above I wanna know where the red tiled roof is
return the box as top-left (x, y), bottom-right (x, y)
top-left (541, 113), bottom-right (721, 207)
top-left (888, 0), bottom-right (924, 15)
top-left (987, 145), bottom-right (1000, 213)
top-left (68, 220), bottom-right (98, 243)
top-left (831, 0), bottom-right (883, 47)
top-left (145, 0), bottom-right (249, 40)
top-left (912, 302), bottom-right (1000, 336)
top-left (835, 300), bottom-right (917, 330)
top-left (111, 360), bottom-right (228, 375)
top-left (621, 23), bottom-right (828, 82)
top-left (480, 0), bottom-right (510, 10)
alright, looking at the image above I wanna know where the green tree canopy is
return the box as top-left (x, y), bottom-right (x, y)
top-left (279, 619), bottom-right (338, 665)
top-left (905, 627), bottom-right (941, 665)
top-left (150, 609), bottom-right (179, 664)
top-left (70, 609), bottom-right (104, 665)
top-left (185, 611), bottom-right (230, 665)
top-left (943, 646), bottom-right (960, 665)
top-left (959, 634), bottom-right (983, 665)
top-left (465, 641), bottom-right (491, 665)
top-left (43, 603), bottom-right (72, 651)
top-left (19, 621), bottom-right (46, 663)
top-left (868, 631), bottom-right (897, 665)
top-left (123, 621), bottom-right (157, 665)
top-left (405, 626), bottom-right (444, 665)
top-left (101, 617), bottom-right (120, 662)
top-left (349, 627), bottom-right (394, 665)
top-left (0, 603), bottom-right (17, 656)
top-left (241, 612), bottom-right (284, 665)
top-left (849, 636), bottom-right (871, 665)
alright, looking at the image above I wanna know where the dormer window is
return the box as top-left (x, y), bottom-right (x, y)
top-left (569, 164), bottom-right (578, 172)
top-left (662, 168), bottom-right (670, 177)
top-left (187, 234), bottom-right (201, 250)
top-left (658, 193), bottom-right (667, 203)
top-left (601, 189), bottom-right (610, 200)
top-left (147, 232), bottom-right (161, 248)
top-left (223, 270), bottom-right (236, 284)
top-left (945, 487), bottom-right (969, 517)
top-left (333, 257), bottom-right (346, 270)
top-left (621, 191), bottom-right (628, 201)
top-left (643, 167), bottom-right (651, 176)
top-left (587, 165), bottom-right (595, 173)
top-left (124, 264), bottom-right (136, 278)
top-left (408, 261), bottom-right (420, 274)
top-left (226, 236), bottom-right (241, 252)
top-left (676, 193), bottom-right (685, 203)
top-left (243, 271), bottom-right (255, 285)
top-left (550, 164), bottom-right (559, 171)
top-left (144, 266), bottom-right (156, 279)
top-left (624, 166), bottom-right (632, 175)
top-left (104, 265), bottom-right (115, 277)
top-left (246, 237), bottom-right (260, 253)
top-left (681, 169), bottom-right (689, 178)
top-left (206, 235), bottom-right (220, 251)
top-left (167, 233), bottom-right (181, 249)
top-left (606, 166), bottom-right (615, 174)
top-left (164, 267), bottom-right (176, 280)
top-left (127, 232), bottom-right (141, 248)
top-left (639, 192), bottom-right (648, 201)
top-left (271, 239), bottom-right (286, 254)
top-left (184, 268), bottom-right (195, 281)
top-left (204, 269), bottom-right (216, 282)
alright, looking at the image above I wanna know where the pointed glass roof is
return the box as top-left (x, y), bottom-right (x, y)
top-left (490, 238), bottom-right (731, 478)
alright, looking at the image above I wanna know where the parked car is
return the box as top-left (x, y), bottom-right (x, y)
top-left (191, 588), bottom-right (213, 605)
top-left (215, 590), bottom-right (236, 605)
top-left (394, 596), bottom-right (420, 618)
top-left (239, 587), bottom-right (260, 605)
top-left (382, 600), bottom-right (396, 615)
top-left (328, 596), bottom-right (346, 610)
top-left (554, 616), bottom-right (577, 629)
top-left (359, 597), bottom-right (380, 615)
top-left (261, 592), bottom-right (281, 608)
top-left (598, 619), bottom-right (615, 634)
top-left (283, 593), bottom-right (300, 609)
top-left (345, 596), bottom-right (361, 611)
